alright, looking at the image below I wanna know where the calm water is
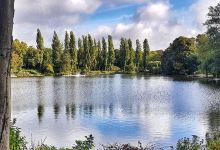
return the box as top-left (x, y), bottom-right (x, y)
top-left (11, 75), bottom-right (220, 148)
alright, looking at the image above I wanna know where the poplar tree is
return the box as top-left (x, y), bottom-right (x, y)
top-left (102, 37), bottom-right (108, 70)
top-left (124, 39), bottom-right (130, 69)
top-left (108, 35), bottom-right (115, 70)
top-left (119, 38), bottom-right (125, 69)
top-left (36, 29), bottom-right (44, 50)
top-left (64, 31), bottom-right (70, 52)
top-left (69, 31), bottom-right (77, 72)
top-left (88, 34), bottom-right (94, 70)
top-left (78, 38), bottom-right (84, 69)
top-left (143, 38), bottom-right (150, 70)
top-left (83, 36), bottom-right (90, 70)
top-left (120, 38), bottom-right (130, 70)
top-left (61, 31), bottom-right (71, 74)
top-left (36, 29), bottom-right (45, 70)
top-left (61, 51), bottom-right (71, 74)
top-left (91, 38), bottom-right (98, 70)
top-left (52, 31), bottom-right (63, 73)
top-left (135, 39), bottom-right (141, 70)
top-left (96, 40), bottom-right (102, 70)
top-left (128, 39), bottom-right (134, 65)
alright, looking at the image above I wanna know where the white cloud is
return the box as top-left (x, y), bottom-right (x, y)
top-left (14, 0), bottom-right (102, 47)
top-left (189, 0), bottom-right (219, 30)
top-left (92, 0), bottom-right (220, 50)
top-left (13, 0), bottom-right (220, 50)
top-left (137, 2), bottom-right (170, 24)
top-left (102, 0), bottom-right (148, 7)
top-left (15, 0), bottom-right (101, 25)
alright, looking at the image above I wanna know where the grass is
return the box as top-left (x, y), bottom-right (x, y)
top-left (13, 69), bottom-right (43, 77)
top-left (85, 70), bottom-right (117, 76)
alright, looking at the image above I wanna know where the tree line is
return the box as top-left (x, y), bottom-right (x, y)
top-left (11, 3), bottom-right (220, 77)
top-left (11, 30), bottom-right (163, 75)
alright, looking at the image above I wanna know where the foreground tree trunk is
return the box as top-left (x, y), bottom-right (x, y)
top-left (0, 0), bottom-right (14, 149)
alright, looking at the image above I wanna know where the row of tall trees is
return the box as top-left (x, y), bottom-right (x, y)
top-left (11, 31), bottom-right (152, 75)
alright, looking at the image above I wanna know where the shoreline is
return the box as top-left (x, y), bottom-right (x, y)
top-left (11, 71), bottom-right (220, 81)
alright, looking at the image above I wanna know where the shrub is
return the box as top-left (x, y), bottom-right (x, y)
top-left (72, 135), bottom-right (94, 150)
top-left (45, 64), bottom-right (54, 75)
top-left (10, 119), bottom-right (28, 150)
top-left (176, 135), bottom-right (204, 150)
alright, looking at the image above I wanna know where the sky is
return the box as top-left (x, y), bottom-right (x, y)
top-left (14, 0), bottom-right (219, 50)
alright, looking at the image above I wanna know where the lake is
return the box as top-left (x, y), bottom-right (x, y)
top-left (11, 75), bottom-right (220, 148)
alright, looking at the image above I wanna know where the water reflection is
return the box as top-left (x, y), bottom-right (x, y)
top-left (11, 75), bottom-right (220, 148)
top-left (36, 78), bottom-right (45, 122)
top-left (207, 103), bottom-right (220, 132)
top-left (54, 103), bottom-right (60, 119)
top-left (199, 79), bottom-right (220, 88)
top-left (37, 103), bottom-right (44, 122)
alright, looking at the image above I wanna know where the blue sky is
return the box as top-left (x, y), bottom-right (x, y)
top-left (14, 0), bottom-right (219, 50)
top-left (75, 0), bottom-right (198, 32)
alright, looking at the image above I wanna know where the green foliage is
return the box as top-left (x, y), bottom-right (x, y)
top-left (149, 50), bottom-right (163, 62)
top-left (36, 29), bottom-right (45, 50)
top-left (206, 132), bottom-right (220, 150)
top-left (11, 52), bottom-right (23, 73)
top-left (176, 136), bottom-right (203, 150)
top-left (69, 31), bottom-right (77, 73)
top-left (23, 46), bottom-right (42, 69)
top-left (124, 62), bottom-right (136, 73)
top-left (10, 119), bottom-right (27, 150)
top-left (72, 135), bottom-right (94, 150)
top-left (61, 51), bottom-right (71, 75)
top-left (83, 36), bottom-right (90, 70)
top-left (203, 2), bottom-right (220, 77)
top-left (102, 37), bottom-right (108, 71)
top-left (108, 35), bottom-right (115, 70)
top-left (148, 61), bottom-right (161, 74)
top-left (44, 64), bottom-right (54, 75)
top-left (10, 32), bottom-right (164, 76)
top-left (77, 38), bottom-right (85, 69)
top-left (42, 48), bottom-right (53, 73)
top-left (52, 31), bottom-right (63, 74)
top-left (162, 36), bottom-right (199, 75)
top-left (135, 39), bottom-right (142, 71)
top-left (16, 69), bottom-right (43, 77)
top-left (119, 38), bottom-right (131, 71)
top-left (64, 31), bottom-right (70, 52)
top-left (11, 39), bottom-right (28, 73)
top-left (12, 24), bottom-right (220, 77)
top-left (31, 135), bottom-right (94, 150)
top-left (96, 40), bottom-right (102, 70)
top-left (143, 38), bottom-right (150, 70)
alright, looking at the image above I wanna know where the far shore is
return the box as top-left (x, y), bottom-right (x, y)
top-left (10, 70), bottom-right (220, 81)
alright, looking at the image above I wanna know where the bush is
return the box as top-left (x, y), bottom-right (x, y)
top-left (72, 135), bottom-right (94, 150)
top-left (148, 61), bottom-right (161, 74)
top-left (206, 132), bottom-right (220, 150)
top-left (10, 119), bottom-right (27, 150)
top-left (176, 135), bottom-right (204, 150)
top-left (110, 66), bottom-right (120, 72)
top-left (45, 64), bottom-right (54, 75)
top-left (125, 63), bottom-right (136, 73)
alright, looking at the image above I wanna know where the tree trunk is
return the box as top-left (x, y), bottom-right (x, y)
top-left (0, 0), bottom-right (14, 149)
